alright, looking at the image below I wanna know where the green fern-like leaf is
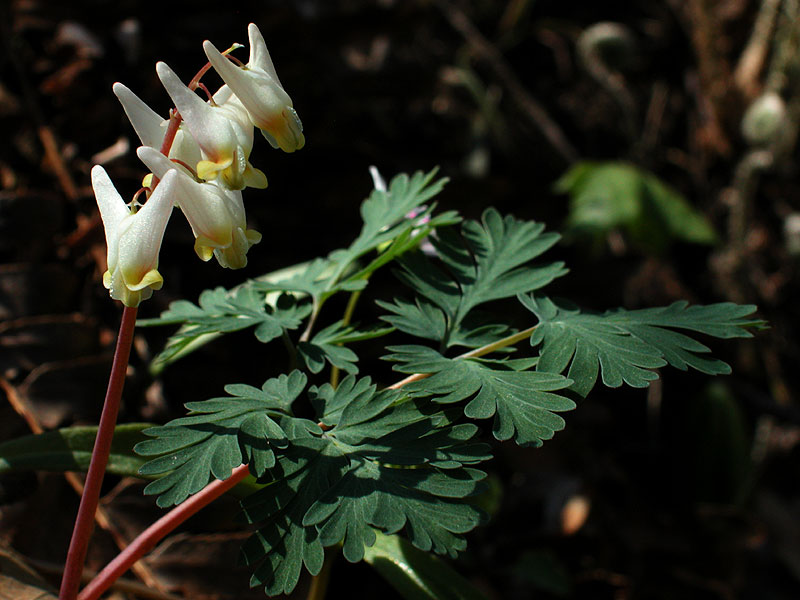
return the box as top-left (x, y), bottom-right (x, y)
top-left (297, 321), bottom-right (394, 375)
top-left (239, 375), bottom-right (490, 596)
top-left (138, 286), bottom-right (310, 372)
top-left (521, 295), bottom-right (763, 396)
top-left (383, 208), bottom-right (566, 347)
top-left (135, 372), bottom-right (307, 507)
top-left (255, 169), bottom-right (456, 305)
top-left (385, 345), bottom-right (575, 446)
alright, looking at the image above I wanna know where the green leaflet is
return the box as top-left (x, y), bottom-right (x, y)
top-left (136, 372), bottom-right (308, 507)
top-left (237, 375), bottom-right (490, 597)
top-left (138, 285), bottom-right (310, 373)
top-left (521, 294), bottom-right (764, 397)
top-left (382, 208), bottom-right (566, 348)
top-left (385, 345), bottom-right (575, 446)
top-left (297, 320), bottom-right (394, 375)
top-left (378, 298), bottom-right (511, 349)
top-left (255, 169), bottom-right (458, 306)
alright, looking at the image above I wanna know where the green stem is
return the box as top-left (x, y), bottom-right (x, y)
top-left (282, 329), bottom-right (299, 372)
top-left (389, 325), bottom-right (536, 390)
top-left (330, 290), bottom-right (362, 388)
top-left (300, 299), bottom-right (321, 343)
top-left (59, 306), bottom-right (138, 600)
top-left (306, 547), bottom-right (338, 600)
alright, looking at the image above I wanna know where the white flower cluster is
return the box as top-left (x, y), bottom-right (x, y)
top-left (92, 23), bottom-right (303, 307)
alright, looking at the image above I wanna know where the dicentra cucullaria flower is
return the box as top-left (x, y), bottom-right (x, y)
top-left (93, 23), bottom-right (302, 305)
top-left (137, 146), bottom-right (261, 269)
top-left (92, 166), bottom-right (177, 307)
top-left (156, 61), bottom-right (267, 191)
top-left (204, 23), bottom-right (305, 153)
top-left (112, 82), bottom-right (202, 168)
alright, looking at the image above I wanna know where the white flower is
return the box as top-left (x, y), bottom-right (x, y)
top-left (112, 82), bottom-right (201, 167)
top-left (92, 166), bottom-right (177, 307)
top-left (203, 23), bottom-right (304, 153)
top-left (156, 61), bottom-right (267, 190)
top-left (137, 146), bottom-right (261, 269)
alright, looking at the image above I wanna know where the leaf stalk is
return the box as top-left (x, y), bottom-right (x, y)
top-left (76, 464), bottom-right (250, 600)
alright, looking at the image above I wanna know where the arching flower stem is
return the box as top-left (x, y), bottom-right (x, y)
top-left (58, 306), bottom-right (138, 600)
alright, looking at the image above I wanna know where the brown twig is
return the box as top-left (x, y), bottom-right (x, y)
top-left (24, 556), bottom-right (184, 600)
top-left (435, 0), bottom-right (578, 164)
top-left (0, 13), bottom-right (80, 201)
top-left (733, 0), bottom-right (782, 99)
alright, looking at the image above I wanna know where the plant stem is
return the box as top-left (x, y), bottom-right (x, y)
top-left (389, 325), bottom-right (536, 389)
top-left (77, 464), bottom-right (251, 600)
top-left (300, 299), bottom-right (321, 343)
top-left (59, 305), bottom-right (138, 600)
top-left (306, 547), bottom-right (338, 600)
top-left (330, 289), bottom-right (362, 388)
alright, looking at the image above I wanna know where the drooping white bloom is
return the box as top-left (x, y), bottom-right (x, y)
top-left (137, 146), bottom-right (261, 269)
top-left (156, 61), bottom-right (267, 191)
top-left (203, 23), bottom-right (304, 153)
top-left (92, 166), bottom-right (177, 307)
top-left (112, 82), bottom-right (202, 168)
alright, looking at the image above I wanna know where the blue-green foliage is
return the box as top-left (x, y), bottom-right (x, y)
top-left (521, 295), bottom-right (763, 397)
top-left (134, 169), bottom-right (763, 598)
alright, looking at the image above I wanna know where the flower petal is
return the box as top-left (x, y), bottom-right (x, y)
top-left (91, 165), bottom-right (130, 255)
top-left (247, 23), bottom-right (282, 87)
top-left (113, 83), bottom-right (165, 149)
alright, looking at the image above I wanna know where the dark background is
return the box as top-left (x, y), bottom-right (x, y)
top-left (1, 0), bottom-right (798, 598)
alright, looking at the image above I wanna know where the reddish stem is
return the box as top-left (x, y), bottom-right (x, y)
top-left (159, 109), bottom-right (182, 156)
top-left (77, 464), bottom-right (251, 600)
top-left (58, 306), bottom-right (138, 600)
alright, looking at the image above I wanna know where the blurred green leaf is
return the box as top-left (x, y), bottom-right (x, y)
top-left (685, 382), bottom-right (752, 504)
top-left (364, 531), bottom-right (489, 600)
top-left (555, 161), bottom-right (718, 252)
top-left (0, 424), bottom-right (150, 477)
top-left (512, 549), bottom-right (572, 597)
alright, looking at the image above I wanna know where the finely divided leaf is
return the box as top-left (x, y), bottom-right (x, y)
top-left (385, 346), bottom-right (575, 446)
top-left (297, 321), bottom-right (393, 375)
top-left (387, 208), bottom-right (566, 347)
top-left (239, 375), bottom-right (490, 596)
top-left (255, 169), bottom-right (454, 306)
top-left (521, 294), bottom-right (763, 396)
top-left (135, 371), bottom-right (307, 507)
top-left (138, 286), bottom-right (310, 371)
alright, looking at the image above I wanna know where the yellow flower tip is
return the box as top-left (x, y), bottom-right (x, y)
top-left (193, 238), bottom-right (216, 262)
top-left (257, 108), bottom-right (304, 153)
top-left (102, 270), bottom-right (113, 289)
top-left (119, 286), bottom-right (154, 308)
top-left (244, 166), bottom-right (268, 189)
top-left (197, 159), bottom-right (224, 182)
top-left (129, 269), bottom-right (164, 291)
top-left (246, 229), bottom-right (262, 245)
top-left (142, 173), bottom-right (154, 188)
top-left (217, 248), bottom-right (247, 269)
